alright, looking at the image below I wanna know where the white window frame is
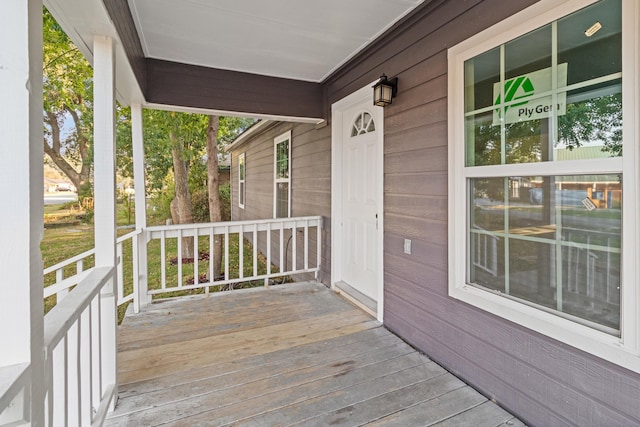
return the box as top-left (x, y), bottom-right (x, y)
top-left (273, 131), bottom-right (292, 218)
top-left (448, 0), bottom-right (640, 372)
top-left (238, 152), bottom-right (246, 209)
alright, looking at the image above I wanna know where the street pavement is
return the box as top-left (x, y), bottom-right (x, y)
top-left (44, 192), bottom-right (78, 205)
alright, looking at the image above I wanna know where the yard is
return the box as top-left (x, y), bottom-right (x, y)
top-left (42, 202), bottom-right (279, 322)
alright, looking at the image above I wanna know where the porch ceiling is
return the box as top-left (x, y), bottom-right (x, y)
top-left (45, 0), bottom-right (425, 119)
top-left (128, 0), bottom-right (424, 83)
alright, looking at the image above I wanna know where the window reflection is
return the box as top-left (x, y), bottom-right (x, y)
top-left (469, 175), bottom-right (621, 332)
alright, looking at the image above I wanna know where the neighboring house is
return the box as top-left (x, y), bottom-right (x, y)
top-left (217, 158), bottom-right (231, 187)
top-left (226, 121), bottom-right (331, 285)
top-left (4, 0), bottom-right (640, 425)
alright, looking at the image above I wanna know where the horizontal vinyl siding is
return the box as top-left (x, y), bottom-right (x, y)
top-left (322, 0), bottom-right (640, 426)
top-left (230, 122), bottom-right (332, 285)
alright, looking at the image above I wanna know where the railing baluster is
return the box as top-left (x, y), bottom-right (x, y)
top-left (96, 290), bottom-right (103, 401)
top-left (63, 333), bottom-right (70, 426)
top-left (266, 222), bottom-right (271, 287)
top-left (177, 229), bottom-right (183, 288)
top-left (224, 226), bottom-right (230, 281)
top-left (91, 297), bottom-right (100, 413)
top-left (117, 242), bottom-right (124, 301)
top-left (56, 269), bottom-right (68, 303)
top-left (160, 230), bottom-right (166, 290)
top-left (70, 322), bottom-right (81, 427)
top-left (72, 315), bottom-right (82, 425)
top-left (193, 230), bottom-right (200, 285)
top-left (208, 229), bottom-right (214, 295)
top-left (239, 226), bottom-right (244, 279)
top-left (80, 312), bottom-right (91, 426)
top-left (47, 355), bottom-right (54, 426)
top-left (304, 222), bottom-right (309, 270)
top-left (279, 222), bottom-right (284, 273)
top-left (317, 219), bottom-right (322, 280)
top-left (52, 338), bottom-right (66, 426)
top-left (194, 232), bottom-right (199, 286)
top-left (132, 235), bottom-right (140, 313)
top-left (293, 224), bottom-right (298, 272)
top-left (253, 223), bottom-right (258, 278)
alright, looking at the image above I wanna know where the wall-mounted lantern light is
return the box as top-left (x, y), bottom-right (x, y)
top-left (373, 74), bottom-right (398, 107)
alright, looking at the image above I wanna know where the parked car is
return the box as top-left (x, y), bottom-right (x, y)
top-left (55, 183), bottom-right (76, 192)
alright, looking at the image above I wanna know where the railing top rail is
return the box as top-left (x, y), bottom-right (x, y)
top-left (43, 270), bottom-right (93, 299)
top-left (43, 230), bottom-right (140, 277)
top-left (145, 215), bottom-right (323, 233)
top-left (44, 266), bottom-right (115, 353)
top-left (116, 228), bottom-right (142, 244)
top-left (43, 247), bottom-right (96, 275)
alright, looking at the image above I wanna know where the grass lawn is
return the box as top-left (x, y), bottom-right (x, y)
top-left (42, 202), bottom-right (278, 323)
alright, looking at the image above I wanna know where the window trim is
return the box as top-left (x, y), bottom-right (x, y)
top-left (447, 0), bottom-right (640, 372)
top-left (273, 131), bottom-right (292, 218)
top-left (238, 152), bottom-right (246, 209)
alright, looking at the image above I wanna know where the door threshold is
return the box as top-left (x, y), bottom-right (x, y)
top-left (334, 281), bottom-right (377, 317)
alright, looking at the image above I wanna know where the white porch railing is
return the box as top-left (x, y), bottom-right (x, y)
top-left (472, 225), bottom-right (499, 277)
top-left (145, 216), bottom-right (323, 297)
top-left (1, 216), bottom-right (322, 426)
top-left (43, 267), bottom-right (117, 427)
top-left (43, 230), bottom-right (141, 310)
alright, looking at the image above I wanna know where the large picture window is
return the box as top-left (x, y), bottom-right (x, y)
top-left (449, 0), bottom-right (639, 371)
top-left (274, 131), bottom-right (291, 218)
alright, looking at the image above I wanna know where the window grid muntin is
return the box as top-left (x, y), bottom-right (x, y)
top-left (351, 112), bottom-right (376, 137)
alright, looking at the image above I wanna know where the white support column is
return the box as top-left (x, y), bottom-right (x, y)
top-left (92, 35), bottom-right (118, 410)
top-left (131, 103), bottom-right (149, 311)
top-left (0, 0), bottom-right (45, 425)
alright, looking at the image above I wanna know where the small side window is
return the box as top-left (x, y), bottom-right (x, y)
top-left (238, 153), bottom-right (245, 209)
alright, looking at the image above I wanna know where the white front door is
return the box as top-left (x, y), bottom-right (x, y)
top-left (331, 84), bottom-right (384, 320)
top-left (342, 108), bottom-right (379, 300)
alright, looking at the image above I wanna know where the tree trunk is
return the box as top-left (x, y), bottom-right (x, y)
top-left (170, 129), bottom-right (194, 259)
top-left (44, 111), bottom-right (91, 192)
top-left (206, 116), bottom-right (223, 279)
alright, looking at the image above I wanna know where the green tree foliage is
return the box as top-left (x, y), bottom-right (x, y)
top-left (43, 8), bottom-right (94, 192)
top-left (117, 110), bottom-right (253, 214)
top-left (472, 92), bottom-right (622, 173)
top-left (140, 110), bottom-right (208, 192)
top-left (558, 93), bottom-right (622, 156)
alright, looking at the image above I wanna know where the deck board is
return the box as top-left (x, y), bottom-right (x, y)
top-left (106, 282), bottom-right (524, 426)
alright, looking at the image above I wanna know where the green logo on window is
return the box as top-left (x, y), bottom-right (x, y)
top-left (492, 64), bottom-right (568, 125)
top-left (494, 76), bottom-right (535, 114)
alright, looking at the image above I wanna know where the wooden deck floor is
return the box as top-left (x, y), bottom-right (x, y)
top-left (105, 282), bottom-right (524, 426)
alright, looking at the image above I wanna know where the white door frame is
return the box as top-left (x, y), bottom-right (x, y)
top-left (331, 83), bottom-right (385, 322)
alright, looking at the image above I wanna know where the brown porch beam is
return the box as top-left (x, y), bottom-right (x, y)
top-left (146, 59), bottom-right (324, 120)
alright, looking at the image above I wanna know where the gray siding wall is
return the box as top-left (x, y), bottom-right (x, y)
top-left (329, 1), bottom-right (640, 426)
top-left (231, 1), bottom-right (640, 425)
top-left (230, 122), bottom-right (331, 285)
top-left (106, 0), bottom-right (640, 423)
